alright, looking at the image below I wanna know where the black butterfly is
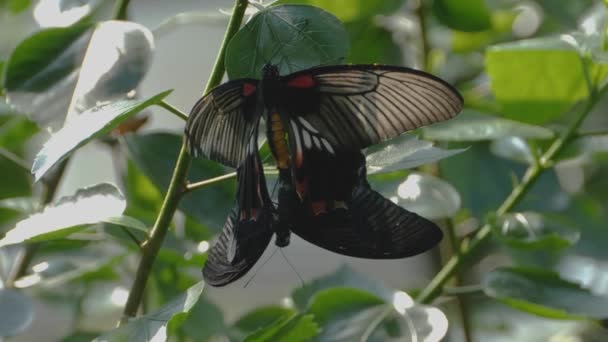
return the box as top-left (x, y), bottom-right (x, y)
top-left (185, 64), bottom-right (463, 286)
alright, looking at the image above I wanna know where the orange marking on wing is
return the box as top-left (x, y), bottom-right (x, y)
top-left (287, 74), bottom-right (315, 88)
top-left (311, 201), bottom-right (327, 216)
top-left (242, 82), bottom-right (257, 96)
top-left (295, 150), bottom-right (303, 168)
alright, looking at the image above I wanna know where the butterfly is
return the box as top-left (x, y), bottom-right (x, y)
top-left (185, 64), bottom-right (463, 286)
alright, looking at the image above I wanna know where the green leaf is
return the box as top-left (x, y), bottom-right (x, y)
top-left (235, 306), bottom-right (296, 335)
top-left (94, 281), bottom-right (205, 342)
top-left (365, 134), bottom-right (466, 175)
top-left (102, 215), bottom-right (148, 233)
top-left (0, 183), bottom-right (126, 247)
top-left (483, 267), bottom-right (608, 319)
top-left (4, 20), bottom-right (155, 129)
top-left (226, 4), bottom-right (349, 79)
top-left (124, 133), bottom-right (235, 231)
top-left (244, 314), bottom-right (320, 342)
top-left (0, 289), bottom-right (34, 337)
top-left (292, 264), bottom-right (391, 311)
top-left (7, 0), bottom-right (30, 13)
top-left (180, 298), bottom-right (226, 341)
top-left (3, 18), bottom-right (93, 94)
top-left (422, 110), bottom-right (555, 141)
top-left (345, 19), bottom-right (402, 65)
top-left (489, 137), bottom-right (535, 164)
top-left (433, 0), bottom-right (492, 32)
top-left (491, 212), bottom-right (580, 267)
top-left (276, 0), bottom-right (405, 22)
top-left (31, 90), bottom-right (171, 181)
top-left (485, 37), bottom-right (606, 124)
top-left (371, 172), bottom-right (461, 220)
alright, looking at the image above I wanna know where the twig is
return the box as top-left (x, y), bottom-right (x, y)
top-left (157, 100), bottom-right (188, 121)
top-left (185, 172), bottom-right (237, 192)
top-left (416, 80), bottom-right (608, 305)
top-left (119, 0), bottom-right (250, 324)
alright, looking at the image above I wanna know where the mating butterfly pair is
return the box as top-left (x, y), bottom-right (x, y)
top-left (185, 64), bottom-right (463, 286)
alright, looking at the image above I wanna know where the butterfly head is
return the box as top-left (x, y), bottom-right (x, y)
top-left (262, 64), bottom-right (280, 80)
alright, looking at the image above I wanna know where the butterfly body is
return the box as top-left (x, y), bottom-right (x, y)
top-left (185, 63), bottom-right (463, 286)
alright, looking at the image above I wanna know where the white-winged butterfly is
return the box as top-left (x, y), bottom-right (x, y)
top-left (185, 64), bottom-right (463, 286)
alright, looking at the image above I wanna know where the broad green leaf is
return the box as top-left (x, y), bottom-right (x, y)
top-left (0, 183), bottom-right (125, 247)
top-left (226, 4), bottom-right (349, 79)
top-left (31, 90), bottom-right (171, 181)
top-left (292, 264), bottom-right (392, 311)
top-left (276, 0), bottom-right (405, 22)
top-left (485, 37), bottom-right (607, 124)
top-left (422, 110), bottom-right (555, 141)
top-left (490, 137), bottom-right (535, 164)
top-left (234, 306), bottom-right (296, 336)
top-left (371, 173), bottom-right (461, 220)
top-left (365, 134), bottom-right (466, 175)
top-left (491, 212), bottom-right (580, 267)
top-left (102, 215), bottom-right (148, 233)
top-left (536, 0), bottom-right (594, 28)
top-left (244, 314), bottom-right (320, 342)
top-left (433, 0), bottom-right (492, 32)
top-left (5, 20), bottom-right (155, 129)
top-left (180, 298), bottom-right (226, 341)
top-left (6, 0), bottom-right (30, 13)
top-left (0, 289), bottom-right (34, 336)
top-left (3, 19), bottom-right (92, 128)
top-left (94, 281), bottom-right (205, 342)
top-left (124, 133), bottom-right (235, 232)
top-left (345, 19), bottom-right (402, 65)
top-left (483, 267), bottom-right (608, 319)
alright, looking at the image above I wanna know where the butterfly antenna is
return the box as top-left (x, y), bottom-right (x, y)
top-left (244, 246), bottom-right (279, 288)
top-left (280, 248), bottom-right (305, 287)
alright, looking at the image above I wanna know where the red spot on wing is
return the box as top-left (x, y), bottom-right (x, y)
top-left (242, 82), bottom-right (257, 97)
top-left (287, 74), bottom-right (316, 88)
top-left (311, 201), bottom-right (327, 216)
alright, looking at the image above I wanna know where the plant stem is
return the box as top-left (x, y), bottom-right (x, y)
top-left (157, 100), bottom-right (188, 121)
top-left (417, 83), bottom-right (608, 305)
top-left (119, 0), bottom-right (249, 323)
top-left (113, 0), bottom-right (131, 21)
top-left (185, 172), bottom-right (237, 192)
top-left (5, 159), bottom-right (69, 287)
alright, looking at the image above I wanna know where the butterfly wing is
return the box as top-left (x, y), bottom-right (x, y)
top-left (185, 79), bottom-right (261, 168)
top-left (286, 149), bottom-right (443, 258)
top-left (202, 128), bottom-right (275, 286)
top-left (278, 64), bottom-right (463, 150)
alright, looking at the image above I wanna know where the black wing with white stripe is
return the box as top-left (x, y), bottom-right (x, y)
top-left (202, 128), bottom-right (274, 286)
top-left (185, 79), bottom-right (260, 168)
top-left (278, 64), bottom-right (463, 150)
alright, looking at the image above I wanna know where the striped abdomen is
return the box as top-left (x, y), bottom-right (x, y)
top-left (269, 112), bottom-right (290, 169)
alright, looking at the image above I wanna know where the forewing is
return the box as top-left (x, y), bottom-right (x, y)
top-left (185, 79), bottom-right (260, 168)
top-left (202, 129), bottom-right (274, 286)
top-left (279, 64), bottom-right (463, 150)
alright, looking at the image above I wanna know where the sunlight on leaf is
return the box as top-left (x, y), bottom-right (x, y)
top-left (31, 90), bottom-right (171, 181)
top-left (373, 173), bottom-right (461, 220)
top-left (0, 183), bottom-right (125, 247)
top-left (365, 134), bottom-right (466, 175)
top-left (490, 136), bottom-right (535, 164)
top-left (422, 110), bottom-right (555, 141)
top-left (33, 0), bottom-right (99, 28)
top-left (94, 281), bottom-right (205, 342)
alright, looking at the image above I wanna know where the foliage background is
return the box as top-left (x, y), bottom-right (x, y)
top-left (1, 0), bottom-right (608, 341)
